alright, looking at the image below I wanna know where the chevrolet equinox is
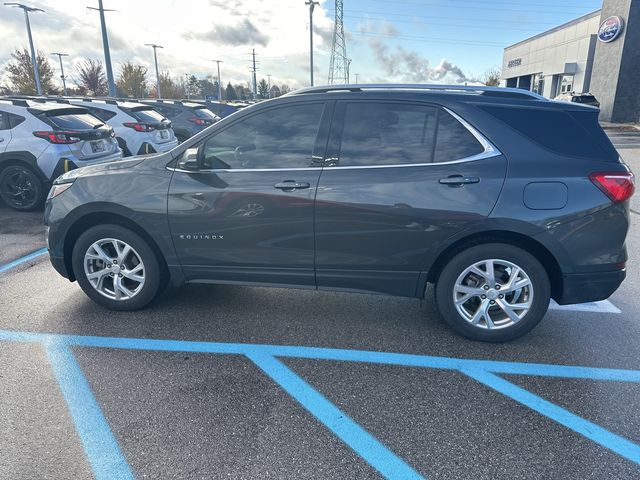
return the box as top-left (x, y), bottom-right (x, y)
top-left (44, 85), bottom-right (634, 342)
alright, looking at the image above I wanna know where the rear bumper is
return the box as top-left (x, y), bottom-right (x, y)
top-left (555, 269), bottom-right (625, 305)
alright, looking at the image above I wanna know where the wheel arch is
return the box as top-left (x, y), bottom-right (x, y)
top-left (424, 230), bottom-right (562, 300)
top-left (63, 211), bottom-right (169, 283)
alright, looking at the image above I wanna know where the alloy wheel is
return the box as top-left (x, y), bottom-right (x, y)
top-left (453, 258), bottom-right (534, 329)
top-left (83, 238), bottom-right (146, 301)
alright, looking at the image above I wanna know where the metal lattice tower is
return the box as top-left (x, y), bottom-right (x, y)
top-left (328, 0), bottom-right (348, 84)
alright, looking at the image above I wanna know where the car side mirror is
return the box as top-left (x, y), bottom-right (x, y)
top-left (178, 147), bottom-right (200, 171)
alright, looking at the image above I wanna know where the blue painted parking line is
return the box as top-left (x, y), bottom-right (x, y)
top-left (45, 340), bottom-right (134, 480)
top-left (3, 328), bottom-right (640, 478)
top-left (0, 247), bottom-right (47, 274)
top-left (248, 353), bottom-right (424, 480)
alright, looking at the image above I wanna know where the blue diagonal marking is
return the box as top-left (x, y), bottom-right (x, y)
top-left (45, 341), bottom-right (135, 480)
top-left (247, 352), bottom-right (424, 480)
top-left (0, 248), bottom-right (47, 274)
top-left (461, 367), bottom-right (640, 465)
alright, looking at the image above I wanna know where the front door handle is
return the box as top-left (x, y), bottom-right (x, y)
top-left (439, 175), bottom-right (480, 186)
top-left (274, 180), bottom-right (311, 191)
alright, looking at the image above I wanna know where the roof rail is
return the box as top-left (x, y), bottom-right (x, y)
top-left (0, 97), bottom-right (30, 107)
top-left (289, 84), bottom-right (547, 100)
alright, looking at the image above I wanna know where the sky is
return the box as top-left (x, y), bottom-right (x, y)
top-left (0, 0), bottom-right (602, 92)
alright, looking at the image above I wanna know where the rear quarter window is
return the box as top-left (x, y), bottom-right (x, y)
top-left (478, 105), bottom-right (617, 160)
top-left (434, 110), bottom-right (485, 163)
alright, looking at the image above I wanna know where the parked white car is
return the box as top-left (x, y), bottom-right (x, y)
top-left (66, 98), bottom-right (178, 156)
top-left (0, 98), bottom-right (122, 210)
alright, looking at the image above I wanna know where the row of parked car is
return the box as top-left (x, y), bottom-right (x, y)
top-left (0, 96), bottom-right (239, 211)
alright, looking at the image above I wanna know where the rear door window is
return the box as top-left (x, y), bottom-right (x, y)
top-left (0, 112), bottom-right (8, 130)
top-left (331, 102), bottom-right (485, 167)
top-left (335, 102), bottom-right (438, 166)
top-left (8, 113), bottom-right (25, 129)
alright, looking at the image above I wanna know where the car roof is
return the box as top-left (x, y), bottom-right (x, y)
top-left (65, 98), bottom-right (150, 109)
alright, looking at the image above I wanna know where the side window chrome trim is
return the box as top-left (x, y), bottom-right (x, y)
top-left (442, 106), bottom-right (500, 159)
top-left (168, 166), bottom-right (324, 173)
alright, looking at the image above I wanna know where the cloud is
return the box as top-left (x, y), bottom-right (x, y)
top-left (185, 18), bottom-right (270, 47)
top-left (368, 39), bottom-right (479, 84)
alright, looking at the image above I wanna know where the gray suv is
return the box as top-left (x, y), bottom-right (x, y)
top-left (140, 100), bottom-right (219, 142)
top-left (44, 85), bottom-right (634, 342)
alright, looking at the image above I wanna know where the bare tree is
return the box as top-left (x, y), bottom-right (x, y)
top-left (483, 67), bottom-right (501, 87)
top-left (76, 59), bottom-right (108, 96)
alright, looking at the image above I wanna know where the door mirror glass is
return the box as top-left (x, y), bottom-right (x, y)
top-left (177, 147), bottom-right (200, 171)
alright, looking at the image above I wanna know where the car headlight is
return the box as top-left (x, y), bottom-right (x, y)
top-left (48, 182), bottom-right (74, 200)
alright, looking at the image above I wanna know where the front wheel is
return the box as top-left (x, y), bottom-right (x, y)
top-left (72, 225), bottom-right (163, 310)
top-left (435, 243), bottom-right (550, 342)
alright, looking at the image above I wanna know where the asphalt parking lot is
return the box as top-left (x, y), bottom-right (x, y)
top-left (1, 130), bottom-right (640, 479)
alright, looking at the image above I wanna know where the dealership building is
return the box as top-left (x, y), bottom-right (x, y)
top-left (501, 0), bottom-right (639, 123)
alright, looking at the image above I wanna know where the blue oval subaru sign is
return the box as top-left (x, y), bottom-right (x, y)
top-left (598, 16), bottom-right (624, 43)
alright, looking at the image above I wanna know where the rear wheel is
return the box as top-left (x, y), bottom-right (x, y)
top-left (0, 164), bottom-right (44, 211)
top-left (72, 225), bottom-right (163, 310)
top-left (435, 243), bottom-right (550, 342)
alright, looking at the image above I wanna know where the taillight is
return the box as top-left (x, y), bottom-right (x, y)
top-left (123, 122), bottom-right (155, 132)
top-left (589, 172), bottom-right (635, 202)
top-left (188, 117), bottom-right (207, 126)
top-left (33, 131), bottom-right (81, 144)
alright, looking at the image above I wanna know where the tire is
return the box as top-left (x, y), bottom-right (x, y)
top-left (435, 243), bottom-right (550, 342)
top-left (72, 224), bottom-right (164, 310)
top-left (0, 164), bottom-right (45, 211)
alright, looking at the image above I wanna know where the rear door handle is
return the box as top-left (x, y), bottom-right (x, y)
top-left (274, 181), bottom-right (311, 191)
top-left (439, 175), bottom-right (480, 186)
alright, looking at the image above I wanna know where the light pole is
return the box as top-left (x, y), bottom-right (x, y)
top-left (355, 73), bottom-right (359, 84)
top-left (347, 58), bottom-right (352, 83)
top-left (305, 0), bottom-right (319, 86)
top-left (4, 3), bottom-right (44, 95)
top-left (212, 59), bottom-right (223, 101)
top-left (145, 44), bottom-right (163, 99)
top-left (87, 0), bottom-right (116, 97)
top-left (50, 52), bottom-right (68, 95)
top-left (267, 74), bottom-right (272, 98)
top-left (185, 73), bottom-right (190, 99)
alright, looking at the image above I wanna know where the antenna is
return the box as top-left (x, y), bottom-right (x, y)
top-left (328, 0), bottom-right (348, 84)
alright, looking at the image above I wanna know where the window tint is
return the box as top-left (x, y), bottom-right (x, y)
top-left (479, 105), bottom-right (616, 160)
top-left (130, 107), bottom-right (166, 123)
top-left (193, 106), bottom-right (218, 120)
top-left (434, 110), bottom-right (485, 163)
top-left (46, 112), bottom-right (104, 130)
top-left (201, 103), bottom-right (324, 170)
top-left (0, 112), bottom-right (8, 130)
top-left (87, 107), bottom-right (117, 122)
top-left (337, 103), bottom-right (438, 166)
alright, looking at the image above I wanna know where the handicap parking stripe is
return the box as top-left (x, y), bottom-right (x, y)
top-left (0, 248), bottom-right (47, 274)
top-left (45, 341), bottom-right (134, 480)
top-left (248, 353), bottom-right (423, 480)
